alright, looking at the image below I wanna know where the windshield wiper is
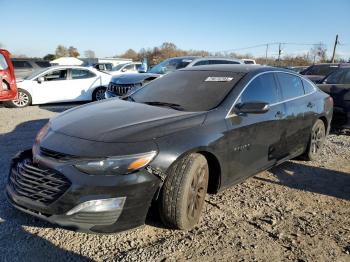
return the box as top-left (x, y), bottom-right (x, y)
top-left (143, 101), bottom-right (184, 111)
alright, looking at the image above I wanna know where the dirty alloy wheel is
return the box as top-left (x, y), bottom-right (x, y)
top-left (93, 87), bottom-right (106, 101)
top-left (4, 89), bottom-right (32, 108)
top-left (303, 119), bottom-right (326, 161)
top-left (159, 153), bottom-right (209, 230)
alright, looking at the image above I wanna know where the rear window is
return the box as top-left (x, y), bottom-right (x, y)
top-left (276, 73), bottom-right (304, 100)
top-left (132, 70), bottom-right (245, 111)
top-left (35, 61), bottom-right (51, 68)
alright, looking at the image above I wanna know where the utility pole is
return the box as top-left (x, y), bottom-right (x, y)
top-left (331, 34), bottom-right (339, 63)
top-left (277, 43), bottom-right (282, 64)
top-left (265, 44), bottom-right (269, 64)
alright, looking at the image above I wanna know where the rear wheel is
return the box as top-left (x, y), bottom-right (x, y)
top-left (159, 153), bottom-right (209, 230)
top-left (302, 119), bottom-right (326, 161)
top-left (92, 87), bottom-right (106, 101)
top-left (4, 89), bottom-right (32, 108)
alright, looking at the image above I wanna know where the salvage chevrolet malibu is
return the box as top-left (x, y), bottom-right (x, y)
top-left (6, 65), bottom-right (333, 233)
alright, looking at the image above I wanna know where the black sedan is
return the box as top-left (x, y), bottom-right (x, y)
top-left (317, 67), bottom-right (350, 129)
top-left (6, 65), bottom-right (333, 233)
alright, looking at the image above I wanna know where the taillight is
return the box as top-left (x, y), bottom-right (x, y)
top-left (328, 96), bottom-right (333, 106)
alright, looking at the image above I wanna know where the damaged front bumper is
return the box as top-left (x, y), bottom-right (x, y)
top-left (6, 150), bottom-right (161, 233)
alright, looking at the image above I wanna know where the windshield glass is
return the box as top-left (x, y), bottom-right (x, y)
top-left (112, 63), bottom-right (128, 71)
top-left (24, 68), bottom-right (50, 80)
top-left (131, 70), bottom-right (246, 111)
top-left (148, 58), bottom-right (193, 75)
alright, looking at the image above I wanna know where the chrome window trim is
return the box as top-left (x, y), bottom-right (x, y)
top-left (225, 70), bottom-right (317, 119)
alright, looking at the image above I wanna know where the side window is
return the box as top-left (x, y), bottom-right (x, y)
top-left (276, 73), bottom-right (304, 100)
top-left (302, 79), bottom-right (315, 94)
top-left (209, 60), bottom-right (240, 65)
top-left (193, 60), bottom-right (209, 66)
top-left (71, 69), bottom-right (95, 79)
top-left (238, 73), bottom-right (279, 104)
top-left (35, 61), bottom-right (51, 68)
top-left (135, 64), bottom-right (142, 70)
top-left (0, 54), bottom-right (8, 70)
top-left (342, 70), bottom-right (350, 84)
top-left (124, 64), bottom-right (135, 71)
top-left (43, 70), bottom-right (68, 81)
top-left (325, 70), bottom-right (344, 84)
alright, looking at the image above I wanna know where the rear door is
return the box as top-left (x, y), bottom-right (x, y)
top-left (225, 72), bottom-right (286, 184)
top-left (64, 68), bottom-right (100, 101)
top-left (275, 72), bottom-right (311, 157)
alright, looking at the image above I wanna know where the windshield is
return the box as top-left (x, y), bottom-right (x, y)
top-left (112, 63), bottom-right (128, 71)
top-left (24, 67), bottom-right (50, 80)
top-left (148, 58), bottom-right (193, 75)
top-left (131, 70), bottom-right (246, 111)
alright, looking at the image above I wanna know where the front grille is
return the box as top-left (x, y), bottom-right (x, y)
top-left (108, 83), bottom-right (139, 96)
top-left (40, 147), bottom-right (75, 161)
top-left (9, 158), bottom-right (71, 204)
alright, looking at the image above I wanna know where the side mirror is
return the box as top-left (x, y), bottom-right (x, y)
top-left (37, 76), bottom-right (45, 83)
top-left (121, 68), bottom-right (127, 72)
top-left (235, 102), bottom-right (270, 114)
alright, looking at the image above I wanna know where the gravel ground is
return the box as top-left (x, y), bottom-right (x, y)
top-left (0, 104), bottom-right (349, 262)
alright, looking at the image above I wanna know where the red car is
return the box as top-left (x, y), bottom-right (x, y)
top-left (0, 49), bottom-right (17, 101)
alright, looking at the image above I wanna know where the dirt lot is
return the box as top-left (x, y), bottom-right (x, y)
top-left (0, 104), bottom-right (349, 262)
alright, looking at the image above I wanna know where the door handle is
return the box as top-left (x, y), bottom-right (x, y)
top-left (307, 102), bottom-right (314, 108)
top-left (275, 111), bottom-right (284, 118)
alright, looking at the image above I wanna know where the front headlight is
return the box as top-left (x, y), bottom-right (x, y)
top-left (74, 151), bottom-right (157, 175)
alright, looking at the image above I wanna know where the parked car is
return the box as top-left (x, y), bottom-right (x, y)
top-left (286, 66), bottom-right (308, 73)
top-left (242, 59), bottom-right (257, 65)
top-left (109, 62), bottom-right (143, 76)
top-left (11, 58), bottom-right (51, 79)
top-left (300, 63), bottom-right (350, 83)
top-left (6, 65), bottom-right (332, 233)
top-left (0, 49), bottom-right (17, 101)
top-left (317, 67), bottom-right (350, 129)
top-left (92, 62), bottom-right (113, 72)
top-left (105, 56), bottom-right (244, 98)
top-left (3, 66), bottom-right (111, 107)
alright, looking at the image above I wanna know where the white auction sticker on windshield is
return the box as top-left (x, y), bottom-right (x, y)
top-left (205, 77), bottom-right (233, 82)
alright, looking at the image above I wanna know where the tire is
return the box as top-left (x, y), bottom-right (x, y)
top-left (159, 153), bottom-right (209, 230)
top-left (302, 119), bottom-right (326, 161)
top-left (4, 89), bottom-right (32, 108)
top-left (92, 87), bottom-right (106, 101)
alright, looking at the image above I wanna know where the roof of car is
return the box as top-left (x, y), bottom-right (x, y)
top-left (180, 64), bottom-right (279, 73)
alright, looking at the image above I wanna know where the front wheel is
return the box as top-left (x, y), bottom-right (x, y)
top-left (159, 153), bottom-right (209, 230)
top-left (302, 119), bottom-right (326, 161)
top-left (92, 87), bottom-right (106, 101)
top-left (3, 89), bottom-right (32, 108)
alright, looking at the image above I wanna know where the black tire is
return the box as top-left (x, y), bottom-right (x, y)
top-left (3, 88), bottom-right (32, 108)
top-left (302, 119), bottom-right (326, 161)
top-left (159, 153), bottom-right (209, 230)
top-left (92, 87), bottom-right (106, 101)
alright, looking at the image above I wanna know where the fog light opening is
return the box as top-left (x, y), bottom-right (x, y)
top-left (66, 197), bottom-right (126, 216)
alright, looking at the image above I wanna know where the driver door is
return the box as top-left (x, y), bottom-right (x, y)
top-left (224, 72), bottom-right (286, 185)
top-left (32, 69), bottom-right (68, 104)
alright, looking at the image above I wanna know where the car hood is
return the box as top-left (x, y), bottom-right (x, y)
top-left (110, 73), bottom-right (161, 84)
top-left (50, 99), bottom-right (206, 143)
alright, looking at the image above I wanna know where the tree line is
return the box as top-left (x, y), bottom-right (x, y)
top-left (5, 41), bottom-right (349, 66)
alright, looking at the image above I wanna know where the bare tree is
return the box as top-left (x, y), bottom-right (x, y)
top-left (55, 45), bottom-right (68, 58)
top-left (84, 50), bottom-right (96, 58)
top-left (310, 43), bottom-right (327, 63)
top-left (119, 49), bottom-right (139, 61)
top-left (68, 46), bottom-right (80, 57)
